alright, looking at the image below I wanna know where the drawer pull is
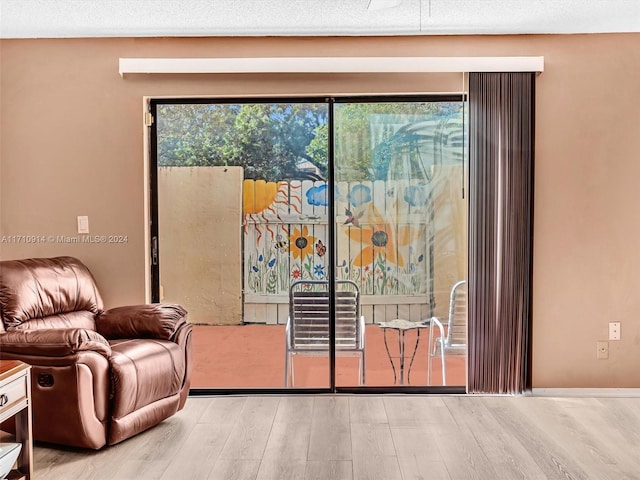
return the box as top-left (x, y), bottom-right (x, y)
top-left (0, 394), bottom-right (7, 406)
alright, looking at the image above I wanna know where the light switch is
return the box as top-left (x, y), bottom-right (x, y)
top-left (77, 215), bottom-right (89, 234)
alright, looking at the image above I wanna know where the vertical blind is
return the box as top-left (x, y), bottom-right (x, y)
top-left (468, 72), bottom-right (535, 394)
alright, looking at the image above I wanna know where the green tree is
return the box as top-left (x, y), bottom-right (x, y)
top-left (157, 103), bottom-right (328, 181)
top-left (334, 102), bottom-right (457, 181)
top-left (157, 100), bottom-right (462, 183)
top-left (157, 104), bottom-right (234, 167)
top-left (305, 122), bottom-right (328, 178)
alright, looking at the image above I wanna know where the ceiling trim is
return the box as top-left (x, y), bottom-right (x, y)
top-left (119, 56), bottom-right (545, 77)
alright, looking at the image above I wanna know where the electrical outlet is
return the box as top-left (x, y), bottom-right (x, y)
top-left (609, 322), bottom-right (621, 341)
top-left (597, 341), bottom-right (609, 359)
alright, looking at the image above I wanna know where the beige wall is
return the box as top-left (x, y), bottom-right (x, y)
top-left (1, 34), bottom-right (639, 387)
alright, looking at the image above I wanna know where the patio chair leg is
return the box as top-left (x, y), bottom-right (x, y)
top-left (360, 351), bottom-right (366, 386)
top-left (285, 352), bottom-right (295, 387)
top-left (290, 355), bottom-right (294, 387)
top-left (284, 352), bottom-right (289, 387)
top-left (440, 339), bottom-right (446, 386)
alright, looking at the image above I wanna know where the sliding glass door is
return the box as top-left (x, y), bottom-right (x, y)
top-left (333, 98), bottom-right (467, 388)
top-left (152, 99), bottom-right (332, 390)
top-left (150, 95), bottom-right (466, 392)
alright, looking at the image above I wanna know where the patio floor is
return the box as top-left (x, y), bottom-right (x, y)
top-left (191, 324), bottom-right (466, 389)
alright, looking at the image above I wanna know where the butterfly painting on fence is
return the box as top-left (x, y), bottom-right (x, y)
top-left (315, 239), bottom-right (327, 257)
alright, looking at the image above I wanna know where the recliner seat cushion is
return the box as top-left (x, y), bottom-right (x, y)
top-left (108, 339), bottom-right (185, 420)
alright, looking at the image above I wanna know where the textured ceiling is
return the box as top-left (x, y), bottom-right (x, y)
top-left (1, 0), bottom-right (639, 38)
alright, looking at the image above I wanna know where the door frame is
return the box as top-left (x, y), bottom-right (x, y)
top-left (147, 94), bottom-right (467, 395)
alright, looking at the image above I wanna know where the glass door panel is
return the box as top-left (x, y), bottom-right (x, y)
top-left (333, 99), bottom-right (467, 388)
top-left (154, 100), bottom-right (331, 389)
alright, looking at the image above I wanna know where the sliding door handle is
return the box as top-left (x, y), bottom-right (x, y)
top-left (151, 236), bottom-right (158, 266)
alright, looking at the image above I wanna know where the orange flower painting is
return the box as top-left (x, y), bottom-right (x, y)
top-left (287, 226), bottom-right (316, 260)
top-left (344, 205), bottom-right (414, 267)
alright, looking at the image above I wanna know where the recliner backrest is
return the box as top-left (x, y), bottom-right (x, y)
top-left (0, 256), bottom-right (103, 331)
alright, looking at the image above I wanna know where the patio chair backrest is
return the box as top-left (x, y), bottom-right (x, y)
top-left (289, 280), bottom-right (362, 351)
top-left (445, 280), bottom-right (467, 349)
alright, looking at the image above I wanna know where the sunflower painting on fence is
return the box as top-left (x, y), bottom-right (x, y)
top-left (334, 182), bottom-right (429, 296)
top-left (341, 203), bottom-right (420, 295)
top-left (243, 179), bottom-right (430, 296)
top-left (244, 180), bottom-right (329, 294)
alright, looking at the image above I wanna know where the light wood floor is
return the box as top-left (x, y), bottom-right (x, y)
top-left (33, 394), bottom-right (640, 480)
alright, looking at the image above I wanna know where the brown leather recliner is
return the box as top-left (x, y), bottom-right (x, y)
top-left (0, 256), bottom-right (192, 449)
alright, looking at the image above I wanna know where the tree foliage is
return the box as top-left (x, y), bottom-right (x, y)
top-left (157, 100), bottom-right (462, 182)
top-left (334, 102), bottom-right (458, 181)
top-left (158, 103), bottom-right (328, 181)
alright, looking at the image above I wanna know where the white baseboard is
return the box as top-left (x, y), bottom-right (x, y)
top-left (531, 388), bottom-right (640, 398)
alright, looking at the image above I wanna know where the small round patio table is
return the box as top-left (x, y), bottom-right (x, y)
top-left (377, 319), bottom-right (430, 385)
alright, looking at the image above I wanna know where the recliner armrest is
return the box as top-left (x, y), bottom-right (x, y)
top-left (96, 304), bottom-right (188, 341)
top-left (0, 328), bottom-right (111, 357)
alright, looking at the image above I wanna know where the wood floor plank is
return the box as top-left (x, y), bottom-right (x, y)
top-left (307, 419), bottom-right (352, 461)
top-left (218, 396), bottom-right (280, 460)
top-left (255, 457), bottom-right (307, 480)
top-left (389, 426), bottom-right (441, 460)
top-left (308, 396), bottom-right (352, 461)
top-left (352, 454), bottom-right (403, 480)
top-left (594, 398), bottom-right (640, 449)
top-left (199, 395), bottom-right (248, 425)
top-left (97, 405), bottom-right (209, 480)
top-left (397, 455), bottom-right (452, 480)
top-left (350, 423), bottom-right (400, 479)
top-left (304, 460), bottom-right (353, 480)
top-left (30, 395), bottom-right (640, 480)
top-left (511, 397), bottom-right (639, 480)
top-left (273, 396), bottom-right (315, 424)
top-left (263, 421), bottom-right (311, 460)
top-left (350, 423), bottom-right (396, 457)
top-left (32, 447), bottom-right (103, 480)
top-left (207, 459), bottom-right (261, 480)
top-left (441, 396), bottom-right (547, 479)
top-left (427, 421), bottom-right (500, 480)
top-left (104, 398), bottom-right (212, 479)
top-left (349, 396), bottom-right (388, 424)
top-left (313, 396), bottom-right (350, 423)
top-left (383, 396), bottom-right (455, 426)
top-left (481, 397), bottom-right (591, 480)
top-left (158, 423), bottom-right (235, 480)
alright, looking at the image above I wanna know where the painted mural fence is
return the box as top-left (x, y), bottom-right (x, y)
top-left (243, 173), bottom-right (464, 324)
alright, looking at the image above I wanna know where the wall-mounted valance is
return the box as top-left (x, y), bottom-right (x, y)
top-left (119, 56), bottom-right (544, 76)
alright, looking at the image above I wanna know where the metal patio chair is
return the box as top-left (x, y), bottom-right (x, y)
top-left (284, 280), bottom-right (365, 387)
top-left (428, 280), bottom-right (467, 386)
